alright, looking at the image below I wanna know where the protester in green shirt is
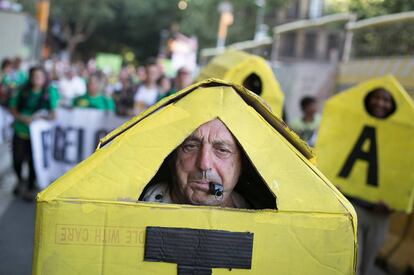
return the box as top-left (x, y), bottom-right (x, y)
top-left (289, 96), bottom-right (321, 146)
top-left (0, 58), bottom-right (15, 107)
top-left (72, 73), bottom-right (115, 111)
top-left (12, 56), bottom-right (28, 87)
top-left (9, 66), bottom-right (59, 200)
top-left (157, 67), bottom-right (192, 102)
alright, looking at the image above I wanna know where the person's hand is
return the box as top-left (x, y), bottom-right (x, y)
top-left (33, 110), bottom-right (55, 121)
top-left (19, 115), bottom-right (33, 125)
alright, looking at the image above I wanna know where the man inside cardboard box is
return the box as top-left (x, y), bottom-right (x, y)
top-left (141, 119), bottom-right (251, 209)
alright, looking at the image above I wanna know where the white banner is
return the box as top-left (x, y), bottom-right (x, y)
top-left (30, 108), bottom-right (127, 189)
top-left (0, 106), bottom-right (13, 144)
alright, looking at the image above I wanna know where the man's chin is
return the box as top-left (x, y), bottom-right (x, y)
top-left (187, 192), bottom-right (218, 206)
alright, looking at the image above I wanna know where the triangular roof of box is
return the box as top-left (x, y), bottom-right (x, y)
top-left (196, 50), bottom-right (284, 116)
top-left (39, 79), bottom-right (354, 216)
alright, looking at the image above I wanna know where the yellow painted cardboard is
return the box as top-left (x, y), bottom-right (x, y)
top-left (196, 50), bottom-right (284, 116)
top-left (315, 75), bottom-right (414, 213)
top-left (33, 79), bottom-right (356, 274)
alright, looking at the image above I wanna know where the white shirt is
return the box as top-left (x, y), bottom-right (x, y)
top-left (133, 85), bottom-right (158, 107)
top-left (58, 76), bottom-right (87, 106)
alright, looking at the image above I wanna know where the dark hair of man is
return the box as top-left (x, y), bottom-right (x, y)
top-left (145, 57), bottom-right (157, 67)
top-left (157, 74), bottom-right (170, 86)
top-left (1, 58), bottom-right (12, 70)
top-left (300, 96), bottom-right (316, 111)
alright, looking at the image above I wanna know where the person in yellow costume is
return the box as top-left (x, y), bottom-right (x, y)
top-left (141, 119), bottom-right (250, 209)
top-left (346, 87), bottom-right (396, 275)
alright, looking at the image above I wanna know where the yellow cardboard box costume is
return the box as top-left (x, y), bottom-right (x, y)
top-left (315, 75), bottom-right (414, 213)
top-left (196, 50), bottom-right (284, 116)
top-left (33, 79), bottom-right (356, 274)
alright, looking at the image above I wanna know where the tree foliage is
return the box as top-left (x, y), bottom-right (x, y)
top-left (49, 0), bottom-right (114, 59)
top-left (19, 0), bottom-right (287, 61)
top-left (325, 0), bottom-right (414, 57)
top-left (76, 0), bottom-right (180, 61)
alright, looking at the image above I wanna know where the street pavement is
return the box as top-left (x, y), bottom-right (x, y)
top-left (0, 143), bottom-right (36, 275)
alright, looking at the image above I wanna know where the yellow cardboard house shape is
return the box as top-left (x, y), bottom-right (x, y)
top-left (33, 79), bottom-right (356, 274)
top-left (196, 50), bottom-right (284, 116)
top-left (315, 75), bottom-right (414, 213)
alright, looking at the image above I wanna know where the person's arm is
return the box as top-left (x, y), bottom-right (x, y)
top-left (10, 107), bottom-right (33, 124)
top-left (133, 86), bottom-right (148, 115)
top-left (37, 85), bottom-right (58, 120)
top-left (9, 90), bottom-right (33, 124)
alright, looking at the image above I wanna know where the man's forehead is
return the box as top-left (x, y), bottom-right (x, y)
top-left (189, 119), bottom-right (236, 144)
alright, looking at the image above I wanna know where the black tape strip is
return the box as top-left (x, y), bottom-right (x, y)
top-left (144, 226), bottom-right (254, 270)
top-left (178, 265), bottom-right (212, 275)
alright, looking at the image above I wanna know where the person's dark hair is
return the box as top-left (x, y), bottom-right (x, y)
top-left (1, 58), bottom-right (12, 70)
top-left (26, 66), bottom-right (49, 91)
top-left (157, 74), bottom-right (171, 86)
top-left (300, 96), bottom-right (316, 111)
top-left (145, 57), bottom-right (158, 67)
top-left (88, 71), bottom-right (102, 81)
top-left (364, 88), bottom-right (396, 118)
top-left (177, 67), bottom-right (190, 75)
top-left (17, 66), bottom-right (50, 112)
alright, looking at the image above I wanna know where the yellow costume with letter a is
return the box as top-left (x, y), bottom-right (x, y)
top-left (197, 50), bottom-right (284, 116)
top-left (33, 79), bottom-right (356, 274)
top-left (315, 75), bottom-right (414, 213)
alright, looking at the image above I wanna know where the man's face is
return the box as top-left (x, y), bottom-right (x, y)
top-left (88, 76), bottom-right (101, 96)
top-left (32, 69), bottom-right (46, 89)
top-left (145, 65), bottom-right (159, 84)
top-left (176, 69), bottom-right (192, 90)
top-left (367, 89), bottom-right (394, 118)
top-left (173, 119), bottom-right (242, 206)
top-left (304, 102), bottom-right (317, 118)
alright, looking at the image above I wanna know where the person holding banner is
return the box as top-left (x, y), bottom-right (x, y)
top-left (72, 72), bottom-right (115, 112)
top-left (9, 66), bottom-right (59, 200)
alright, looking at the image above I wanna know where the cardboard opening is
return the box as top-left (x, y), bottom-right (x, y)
top-left (138, 130), bottom-right (277, 210)
top-left (364, 87), bottom-right (396, 119)
top-left (243, 73), bottom-right (263, 96)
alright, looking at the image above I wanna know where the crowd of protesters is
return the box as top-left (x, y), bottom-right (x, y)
top-left (1, 56), bottom-right (194, 115)
top-left (0, 55), bottom-right (194, 201)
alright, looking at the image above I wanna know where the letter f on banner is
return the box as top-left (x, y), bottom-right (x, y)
top-left (338, 126), bottom-right (378, 186)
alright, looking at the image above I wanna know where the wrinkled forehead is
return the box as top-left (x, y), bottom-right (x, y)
top-left (189, 119), bottom-right (238, 146)
top-left (370, 89), bottom-right (393, 100)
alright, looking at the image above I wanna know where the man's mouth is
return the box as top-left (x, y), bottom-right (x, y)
top-left (191, 180), bottom-right (212, 192)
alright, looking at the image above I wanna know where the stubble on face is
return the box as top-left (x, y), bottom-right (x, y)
top-left (170, 119), bottom-right (242, 207)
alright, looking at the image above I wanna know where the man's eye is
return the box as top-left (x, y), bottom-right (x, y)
top-left (182, 143), bottom-right (198, 152)
top-left (215, 147), bottom-right (231, 156)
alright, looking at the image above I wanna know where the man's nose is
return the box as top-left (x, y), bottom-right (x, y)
top-left (196, 145), bottom-right (212, 171)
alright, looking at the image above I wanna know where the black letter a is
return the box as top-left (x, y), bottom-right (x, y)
top-left (338, 126), bottom-right (378, 186)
